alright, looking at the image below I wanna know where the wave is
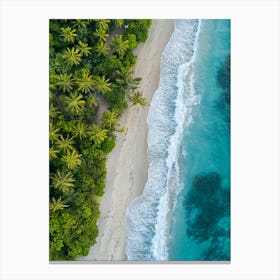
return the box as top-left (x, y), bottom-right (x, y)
top-left (126, 19), bottom-right (201, 261)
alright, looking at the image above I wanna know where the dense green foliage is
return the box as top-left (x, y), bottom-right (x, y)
top-left (49, 19), bottom-right (151, 260)
top-left (124, 20), bottom-right (152, 43)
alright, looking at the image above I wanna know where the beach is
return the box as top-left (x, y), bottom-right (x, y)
top-left (80, 19), bottom-right (174, 261)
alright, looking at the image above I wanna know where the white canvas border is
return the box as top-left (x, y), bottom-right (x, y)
top-left (0, 0), bottom-right (279, 279)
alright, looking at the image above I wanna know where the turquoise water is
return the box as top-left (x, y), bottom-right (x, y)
top-left (126, 19), bottom-right (230, 261)
top-left (169, 20), bottom-right (230, 260)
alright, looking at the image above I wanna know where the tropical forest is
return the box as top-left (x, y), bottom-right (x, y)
top-left (49, 19), bottom-right (151, 260)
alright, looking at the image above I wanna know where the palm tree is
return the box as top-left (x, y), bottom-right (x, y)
top-left (56, 73), bottom-right (75, 93)
top-left (62, 149), bottom-right (82, 170)
top-left (72, 122), bottom-right (88, 140)
top-left (88, 124), bottom-right (108, 145)
top-left (50, 197), bottom-right (69, 212)
top-left (114, 19), bottom-right (124, 28)
top-left (77, 41), bottom-right (91, 57)
top-left (93, 28), bottom-right (109, 42)
top-left (102, 110), bottom-right (119, 130)
top-left (110, 35), bottom-right (129, 57)
top-left (49, 122), bottom-right (60, 142)
top-left (95, 41), bottom-right (109, 57)
top-left (87, 94), bottom-right (98, 107)
top-left (76, 72), bottom-right (94, 93)
top-left (60, 26), bottom-right (77, 43)
top-left (64, 92), bottom-right (86, 115)
top-left (62, 47), bottom-right (82, 67)
top-left (49, 103), bottom-right (59, 120)
top-left (115, 67), bottom-right (141, 92)
top-left (49, 146), bottom-right (59, 160)
top-left (56, 134), bottom-right (75, 153)
top-left (95, 19), bottom-right (110, 31)
top-left (130, 91), bottom-right (147, 107)
top-left (72, 19), bottom-right (88, 29)
top-left (94, 76), bottom-right (112, 95)
top-left (51, 170), bottom-right (75, 194)
top-left (49, 79), bottom-right (56, 92)
top-left (49, 90), bottom-right (54, 101)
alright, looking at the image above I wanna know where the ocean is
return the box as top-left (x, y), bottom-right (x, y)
top-left (126, 19), bottom-right (230, 261)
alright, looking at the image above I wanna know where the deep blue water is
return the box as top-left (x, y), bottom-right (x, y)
top-left (126, 19), bottom-right (230, 261)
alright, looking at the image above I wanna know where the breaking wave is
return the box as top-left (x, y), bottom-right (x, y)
top-left (126, 19), bottom-right (201, 261)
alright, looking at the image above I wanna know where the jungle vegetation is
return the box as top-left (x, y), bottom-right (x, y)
top-left (49, 19), bottom-right (151, 260)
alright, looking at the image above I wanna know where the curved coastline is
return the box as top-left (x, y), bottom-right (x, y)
top-left (126, 19), bottom-right (201, 261)
top-left (80, 20), bottom-right (174, 261)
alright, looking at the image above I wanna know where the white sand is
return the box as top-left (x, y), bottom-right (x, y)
top-left (80, 19), bottom-right (174, 261)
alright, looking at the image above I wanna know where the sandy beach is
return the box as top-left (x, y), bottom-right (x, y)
top-left (80, 19), bottom-right (174, 261)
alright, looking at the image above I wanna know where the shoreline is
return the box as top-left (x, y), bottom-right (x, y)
top-left (80, 19), bottom-right (174, 261)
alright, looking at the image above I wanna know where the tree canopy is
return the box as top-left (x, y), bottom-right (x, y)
top-left (49, 19), bottom-right (151, 260)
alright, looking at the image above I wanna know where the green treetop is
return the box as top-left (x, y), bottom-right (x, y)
top-left (110, 34), bottom-right (129, 57)
top-left (64, 92), bottom-right (86, 115)
top-left (60, 26), bottom-right (77, 43)
top-left (94, 76), bottom-right (112, 95)
top-left (62, 47), bottom-right (82, 67)
top-left (51, 170), bottom-right (75, 194)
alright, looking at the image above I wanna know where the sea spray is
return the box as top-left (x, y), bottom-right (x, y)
top-left (126, 19), bottom-right (201, 261)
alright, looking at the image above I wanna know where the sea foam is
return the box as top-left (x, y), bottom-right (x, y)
top-left (126, 19), bottom-right (201, 261)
